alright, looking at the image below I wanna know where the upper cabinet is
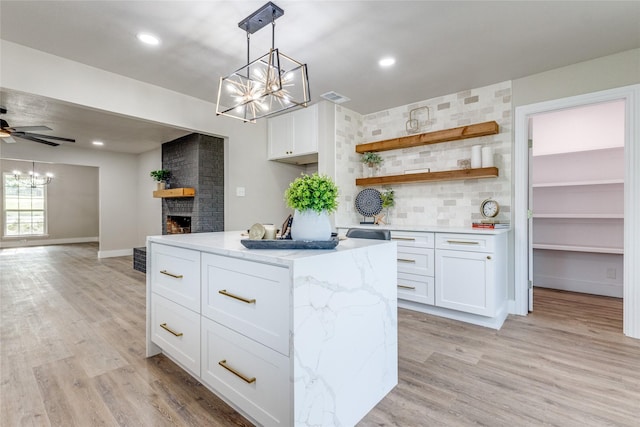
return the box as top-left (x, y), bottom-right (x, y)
top-left (268, 104), bottom-right (318, 164)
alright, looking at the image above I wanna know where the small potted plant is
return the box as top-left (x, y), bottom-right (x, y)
top-left (284, 173), bottom-right (339, 241)
top-left (381, 188), bottom-right (395, 224)
top-left (150, 169), bottom-right (171, 190)
top-left (360, 152), bottom-right (383, 177)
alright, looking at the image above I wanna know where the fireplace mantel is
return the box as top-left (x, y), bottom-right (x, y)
top-left (153, 188), bottom-right (195, 198)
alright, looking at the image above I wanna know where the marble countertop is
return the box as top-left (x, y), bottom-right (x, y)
top-left (336, 223), bottom-right (510, 235)
top-left (147, 231), bottom-right (394, 267)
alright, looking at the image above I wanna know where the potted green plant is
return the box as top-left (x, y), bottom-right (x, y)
top-left (150, 169), bottom-right (171, 190)
top-left (381, 188), bottom-right (395, 224)
top-left (284, 173), bottom-right (339, 241)
top-left (360, 152), bottom-right (383, 177)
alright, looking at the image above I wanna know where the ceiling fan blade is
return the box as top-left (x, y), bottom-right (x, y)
top-left (3, 135), bottom-right (17, 143)
top-left (24, 132), bottom-right (75, 143)
top-left (7, 125), bottom-right (53, 132)
top-left (15, 134), bottom-right (60, 147)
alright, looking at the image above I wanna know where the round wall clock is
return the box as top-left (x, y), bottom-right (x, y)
top-left (480, 199), bottom-right (500, 218)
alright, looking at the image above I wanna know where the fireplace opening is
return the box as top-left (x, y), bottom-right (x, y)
top-left (166, 216), bottom-right (191, 234)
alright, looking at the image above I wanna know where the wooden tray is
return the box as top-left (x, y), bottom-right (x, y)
top-left (240, 236), bottom-right (339, 249)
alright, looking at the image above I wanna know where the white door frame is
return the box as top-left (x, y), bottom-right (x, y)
top-left (514, 84), bottom-right (640, 339)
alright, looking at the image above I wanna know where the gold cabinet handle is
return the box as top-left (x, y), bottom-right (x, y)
top-left (392, 237), bottom-right (416, 241)
top-left (218, 359), bottom-right (256, 384)
top-left (397, 258), bottom-right (416, 263)
top-left (397, 284), bottom-right (416, 290)
top-left (446, 240), bottom-right (479, 245)
top-left (160, 270), bottom-right (183, 279)
top-left (160, 323), bottom-right (183, 337)
top-left (218, 289), bottom-right (256, 304)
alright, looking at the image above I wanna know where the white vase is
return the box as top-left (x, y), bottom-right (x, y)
top-left (291, 209), bottom-right (332, 241)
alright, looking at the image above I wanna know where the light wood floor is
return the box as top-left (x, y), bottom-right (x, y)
top-left (2, 244), bottom-right (639, 426)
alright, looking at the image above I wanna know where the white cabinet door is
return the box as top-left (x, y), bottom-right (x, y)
top-left (267, 105), bottom-right (318, 161)
top-left (201, 253), bottom-right (290, 356)
top-left (268, 113), bottom-right (294, 159)
top-left (435, 249), bottom-right (495, 316)
top-left (292, 104), bottom-right (318, 156)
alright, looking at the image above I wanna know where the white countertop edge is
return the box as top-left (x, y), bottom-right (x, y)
top-left (147, 230), bottom-right (395, 265)
top-left (335, 224), bottom-right (510, 235)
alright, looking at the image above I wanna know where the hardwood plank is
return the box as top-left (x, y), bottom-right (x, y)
top-left (3, 244), bottom-right (640, 426)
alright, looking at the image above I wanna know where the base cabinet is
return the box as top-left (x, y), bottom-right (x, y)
top-left (435, 249), bottom-right (495, 316)
top-left (435, 233), bottom-right (506, 318)
top-left (340, 228), bottom-right (508, 326)
top-left (201, 317), bottom-right (291, 427)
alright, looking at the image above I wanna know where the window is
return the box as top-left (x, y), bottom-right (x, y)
top-left (3, 173), bottom-right (47, 236)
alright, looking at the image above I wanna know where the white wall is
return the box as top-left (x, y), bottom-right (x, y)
top-left (1, 40), bottom-right (302, 255)
top-left (0, 159), bottom-right (99, 246)
top-left (137, 147), bottom-right (162, 244)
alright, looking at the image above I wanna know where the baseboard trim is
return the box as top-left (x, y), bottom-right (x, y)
top-left (398, 300), bottom-right (509, 330)
top-left (98, 249), bottom-right (133, 258)
top-left (0, 236), bottom-right (98, 248)
top-left (534, 274), bottom-right (623, 298)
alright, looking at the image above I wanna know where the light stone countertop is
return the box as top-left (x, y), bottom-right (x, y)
top-left (336, 223), bottom-right (510, 235)
top-left (147, 230), bottom-right (394, 267)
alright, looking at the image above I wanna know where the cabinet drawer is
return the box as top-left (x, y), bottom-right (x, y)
top-left (201, 254), bottom-right (290, 356)
top-left (151, 294), bottom-right (200, 376)
top-left (397, 273), bottom-right (434, 305)
top-left (150, 243), bottom-right (200, 312)
top-left (201, 318), bottom-right (290, 427)
top-left (435, 233), bottom-right (495, 253)
top-left (391, 231), bottom-right (434, 248)
top-left (397, 246), bottom-right (434, 277)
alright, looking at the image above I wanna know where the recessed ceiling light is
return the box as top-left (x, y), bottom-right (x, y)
top-left (92, 141), bottom-right (104, 146)
top-left (137, 32), bottom-right (160, 46)
top-left (379, 57), bottom-right (396, 67)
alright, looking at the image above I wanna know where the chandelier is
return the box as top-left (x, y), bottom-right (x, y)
top-left (13, 161), bottom-right (54, 187)
top-left (216, 2), bottom-right (310, 123)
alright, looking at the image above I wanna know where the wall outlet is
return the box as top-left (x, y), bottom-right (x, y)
top-left (606, 268), bottom-right (617, 279)
top-left (236, 187), bottom-right (245, 197)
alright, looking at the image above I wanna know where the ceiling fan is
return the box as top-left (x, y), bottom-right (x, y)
top-left (0, 109), bottom-right (75, 147)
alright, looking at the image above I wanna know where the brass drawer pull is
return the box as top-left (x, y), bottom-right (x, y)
top-left (160, 270), bottom-right (183, 279)
top-left (219, 359), bottom-right (256, 384)
top-left (397, 258), bottom-right (416, 263)
top-left (160, 323), bottom-right (183, 337)
top-left (392, 237), bottom-right (416, 241)
top-left (219, 289), bottom-right (256, 304)
top-left (397, 284), bottom-right (416, 290)
top-left (446, 240), bottom-right (479, 245)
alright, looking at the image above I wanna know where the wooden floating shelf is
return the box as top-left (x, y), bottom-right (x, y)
top-left (355, 121), bottom-right (499, 154)
top-left (153, 188), bottom-right (196, 198)
top-left (356, 167), bottom-right (499, 186)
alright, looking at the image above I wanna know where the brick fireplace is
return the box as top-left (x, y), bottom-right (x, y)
top-left (161, 133), bottom-right (224, 234)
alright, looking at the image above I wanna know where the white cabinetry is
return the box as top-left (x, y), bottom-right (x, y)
top-left (391, 231), bottom-right (435, 305)
top-left (147, 235), bottom-right (397, 427)
top-left (268, 104), bottom-right (318, 163)
top-left (338, 228), bottom-right (509, 328)
top-left (435, 234), bottom-right (503, 317)
top-left (149, 243), bottom-right (202, 376)
top-left (200, 254), bottom-right (291, 426)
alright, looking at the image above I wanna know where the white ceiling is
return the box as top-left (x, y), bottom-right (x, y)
top-left (1, 1), bottom-right (639, 154)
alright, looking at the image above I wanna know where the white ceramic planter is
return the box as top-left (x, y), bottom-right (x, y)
top-left (291, 209), bottom-right (332, 241)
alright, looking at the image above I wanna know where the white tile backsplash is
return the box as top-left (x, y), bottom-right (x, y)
top-left (335, 81), bottom-right (512, 227)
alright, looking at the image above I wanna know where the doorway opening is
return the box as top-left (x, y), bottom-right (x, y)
top-left (513, 84), bottom-right (640, 339)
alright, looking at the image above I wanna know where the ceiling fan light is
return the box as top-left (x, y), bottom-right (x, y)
top-left (0, 130), bottom-right (10, 137)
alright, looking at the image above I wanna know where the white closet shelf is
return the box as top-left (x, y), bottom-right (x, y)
top-left (533, 244), bottom-right (623, 254)
top-left (533, 213), bottom-right (624, 219)
top-left (532, 179), bottom-right (624, 188)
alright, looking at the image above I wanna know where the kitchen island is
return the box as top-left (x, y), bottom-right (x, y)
top-left (146, 231), bottom-right (398, 427)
